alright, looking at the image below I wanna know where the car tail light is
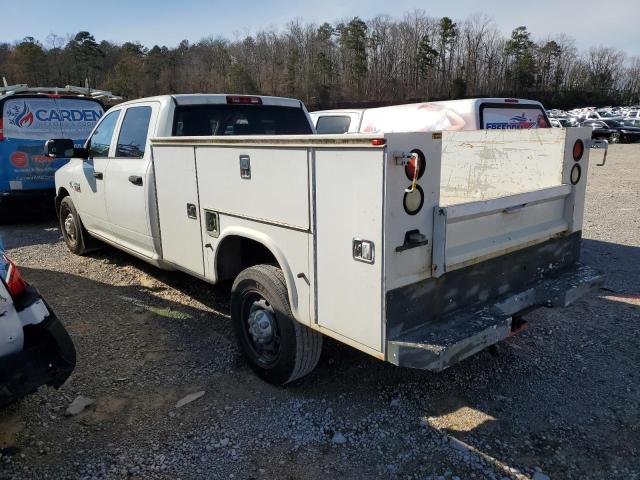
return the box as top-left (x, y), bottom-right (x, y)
top-left (504, 98), bottom-right (519, 104)
top-left (371, 138), bottom-right (386, 146)
top-left (572, 139), bottom-right (584, 161)
top-left (226, 95), bottom-right (262, 105)
top-left (0, 118), bottom-right (4, 141)
top-left (4, 256), bottom-right (27, 297)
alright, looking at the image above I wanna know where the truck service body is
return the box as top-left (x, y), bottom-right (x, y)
top-left (51, 94), bottom-right (602, 384)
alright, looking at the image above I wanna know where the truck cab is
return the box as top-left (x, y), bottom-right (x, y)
top-left (53, 94), bottom-right (314, 264)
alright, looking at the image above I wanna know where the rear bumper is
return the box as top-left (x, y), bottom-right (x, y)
top-left (386, 235), bottom-right (604, 371)
top-left (0, 308), bottom-right (76, 407)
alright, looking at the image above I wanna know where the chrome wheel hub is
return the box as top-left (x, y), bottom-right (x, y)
top-left (247, 309), bottom-right (275, 344)
top-left (64, 213), bottom-right (76, 241)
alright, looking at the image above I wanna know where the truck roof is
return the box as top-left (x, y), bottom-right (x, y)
top-left (311, 98), bottom-right (545, 115)
top-left (116, 94), bottom-right (305, 109)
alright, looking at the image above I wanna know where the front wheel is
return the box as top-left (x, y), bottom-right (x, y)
top-left (231, 264), bottom-right (322, 385)
top-left (609, 132), bottom-right (620, 144)
top-left (58, 197), bottom-right (92, 255)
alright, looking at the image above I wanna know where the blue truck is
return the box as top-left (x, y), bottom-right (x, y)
top-left (0, 82), bottom-right (120, 211)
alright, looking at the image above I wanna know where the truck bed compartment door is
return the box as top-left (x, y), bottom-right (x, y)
top-left (152, 145), bottom-right (204, 276)
top-left (314, 148), bottom-right (384, 352)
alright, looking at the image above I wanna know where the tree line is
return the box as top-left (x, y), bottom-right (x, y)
top-left (2, 11), bottom-right (639, 109)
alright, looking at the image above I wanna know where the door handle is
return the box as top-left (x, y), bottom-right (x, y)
top-left (503, 204), bottom-right (527, 214)
top-left (128, 176), bottom-right (143, 186)
top-left (93, 172), bottom-right (103, 180)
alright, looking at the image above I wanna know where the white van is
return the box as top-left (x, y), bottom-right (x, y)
top-left (310, 98), bottom-right (551, 134)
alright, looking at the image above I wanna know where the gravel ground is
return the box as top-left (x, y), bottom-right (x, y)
top-left (0, 145), bottom-right (638, 480)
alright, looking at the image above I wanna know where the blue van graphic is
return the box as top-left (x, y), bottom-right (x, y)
top-left (0, 95), bottom-right (105, 202)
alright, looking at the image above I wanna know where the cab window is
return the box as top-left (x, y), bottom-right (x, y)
top-left (173, 105), bottom-right (312, 136)
top-left (116, 106), bottom-right (152, 158)
top-left (87, 110), bottom-right (120, 158)
top-left (316, 116), bottom-right (352, 134)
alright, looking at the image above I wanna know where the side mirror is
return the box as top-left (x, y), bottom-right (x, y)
top-left (45, 139), bottom-right (88, 159)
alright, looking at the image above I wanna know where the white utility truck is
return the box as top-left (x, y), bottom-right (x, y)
top-left (48, 94), bottom-right (603, 385)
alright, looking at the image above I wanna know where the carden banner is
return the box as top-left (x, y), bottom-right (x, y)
top-left (3, 97), bottom-right (103, 141)
top-left (1, 97), bottom-right (104, 194)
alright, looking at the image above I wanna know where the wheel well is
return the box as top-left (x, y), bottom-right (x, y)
top-left (55, 187), bottom-right (70, 216)
top-left (216, 236), bottom-right (280, 282)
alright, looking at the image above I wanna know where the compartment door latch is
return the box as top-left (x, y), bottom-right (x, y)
top-left (239, 155), bottom-right (251, 179)
top-left (353, 239), bottom-right (375, 264)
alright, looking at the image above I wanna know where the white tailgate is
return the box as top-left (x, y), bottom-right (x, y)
top-left (314, 148), bottom-right (384, 351)
top-left (194, 146), bottom-right (309, 230)
top-left (433, 185), bottom-right (572, 274)
top-left (152, 145), bottom-right (205, 276)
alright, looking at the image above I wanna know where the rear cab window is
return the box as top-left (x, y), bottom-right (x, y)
top-left (481, 103), bottom-right (550, 129)
top-left (316, 116), bottom-right (352, 134)
top-left (173, 105), bottom-right (312, 136)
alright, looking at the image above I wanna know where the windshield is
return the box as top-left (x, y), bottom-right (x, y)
top-left (173, 105), bottom-right (312, 136)
top-left (603, 120), bottom-right (622, 128)
top-left (482, 105), bottom-right (550, 129)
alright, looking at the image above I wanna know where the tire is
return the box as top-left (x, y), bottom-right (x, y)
top-left (231, 264), bottom-right (322, 385)
top-left (609, 132), bottom-right (620, 144)
top-left (58, 196), bottom-right (92, 255)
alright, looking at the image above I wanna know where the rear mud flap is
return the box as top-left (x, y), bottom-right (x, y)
top-left (387, 264), bottom-right (603, 371)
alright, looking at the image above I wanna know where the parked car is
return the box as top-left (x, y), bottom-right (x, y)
top-left (582, 119), bottom-right (640, 143)
top-left (0, 247), bottom-right (75, 406)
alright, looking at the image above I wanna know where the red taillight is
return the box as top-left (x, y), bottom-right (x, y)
top-left (371, 138), bottom-right (386, 146)
top-left (405, 149), bottom-right (426, 180)
top-left (47, 94), bottom-right (61, 98)
top-left (5, 257), bottom-right (27, 297)
top-left (505, 98), bottom-right (519, 103)
top-left (0, 118), bottom-right (4, 141)
top-left (572, 139), bottom-right (584, 161)
top-left (226, 95), bottom-right (262, 105)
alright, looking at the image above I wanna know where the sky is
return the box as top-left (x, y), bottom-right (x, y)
top-left (1, 0), bottom-right (639, 56)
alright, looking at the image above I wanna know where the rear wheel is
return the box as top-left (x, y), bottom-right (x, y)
top-left (58, 197), bottom-right (92, 255)
top-left (231, 264), bottom-right (322, 385)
